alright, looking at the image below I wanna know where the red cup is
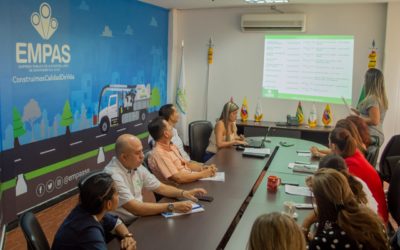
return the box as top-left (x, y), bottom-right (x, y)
top-left (267, 175), bottom-right (281, 192)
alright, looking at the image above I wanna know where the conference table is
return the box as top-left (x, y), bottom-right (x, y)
top-left (108, 137), bottom-right (325, 250)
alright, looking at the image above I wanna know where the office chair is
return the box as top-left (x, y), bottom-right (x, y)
top-left (19, 211), bottom-right (50, 250)
top-left (379, 134), bottom-right (400, 182)
top-left (388, 160), bottom-right (400, 249)
top-left (189, 120), bottom-right (213, 162)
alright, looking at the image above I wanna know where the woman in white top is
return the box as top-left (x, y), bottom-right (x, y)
top-left (205, 101), bottom-right (247, 156)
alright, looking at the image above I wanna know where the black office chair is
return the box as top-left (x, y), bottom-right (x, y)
top-left (379, 134), bottom-right (400, 182)
top-left (189, 120), bottom-right (213, 162)
top-left (388, 160), bottom-right (400, 249)
top-left (19, 211), bottom-right (50, 250)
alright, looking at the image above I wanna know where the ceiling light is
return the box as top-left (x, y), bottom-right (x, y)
top-left (245, 0), bottom-right (289, 4)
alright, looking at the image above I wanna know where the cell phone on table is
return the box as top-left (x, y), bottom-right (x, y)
top-left (195, 194), bottom-right (214, 202)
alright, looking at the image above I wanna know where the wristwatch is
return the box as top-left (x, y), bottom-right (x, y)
top-left (123, 233), bottom-right (133, 238)
top-left (167, 203), bottom-right (174, 213)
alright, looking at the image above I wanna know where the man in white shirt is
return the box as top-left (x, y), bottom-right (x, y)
top-left (105, 134), bottom-right (206, 224)
top-left (148, 104), bottom-right (190, 161)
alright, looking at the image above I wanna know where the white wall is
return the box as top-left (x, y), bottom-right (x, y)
top-left (169, 4), bottom-right (389, 129)
top-left (382, 2), bottom-right (400, 149)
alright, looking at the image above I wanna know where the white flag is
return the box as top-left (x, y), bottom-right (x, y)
top-left (176, 43), bottom-right (188, 145)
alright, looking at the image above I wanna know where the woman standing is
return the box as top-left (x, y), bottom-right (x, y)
top-left (353, 68), bottom-right (388, 146)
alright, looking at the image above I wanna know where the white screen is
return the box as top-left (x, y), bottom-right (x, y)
top-left (262, 35), bottom-right (354, 104)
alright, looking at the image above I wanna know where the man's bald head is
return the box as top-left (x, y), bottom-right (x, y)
top-left (115, 134), bottom-right (141, 158)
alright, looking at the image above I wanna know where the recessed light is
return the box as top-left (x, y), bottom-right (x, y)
top-left (245, 0), bottom-right (289, 4)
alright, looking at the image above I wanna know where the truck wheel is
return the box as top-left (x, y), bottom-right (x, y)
top-left (100, 118), bottom-right (110, 133)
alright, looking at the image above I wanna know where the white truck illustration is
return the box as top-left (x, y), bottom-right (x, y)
top-left (97, 84), bottom-right (150, 133)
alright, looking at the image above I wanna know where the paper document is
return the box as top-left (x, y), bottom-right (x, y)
top-left (288, 162), bottom-right (318, 169)
top-left (341, 96), bottom-right (353, 115)
top-left (294, 203), bottom-right (314, 209)
top-left (285, 185), bottom-right (313, 197)
top-left (200, 172), bottom-right (225, 182)
top-left (162, 203), bottom-right (204, 218)
top-left (296, 151), bottom-right (312, 157)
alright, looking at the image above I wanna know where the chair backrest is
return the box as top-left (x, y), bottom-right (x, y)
top-left (189, 120), bottom-right (213, 162)
top-left (365, 144), bottom-right (380, 168)
top-left (379, 134), bottom-right (400, 182)
top-left (19, 211), bottom-right (50, 250)
top-left (387, 160), bottom-right (400, 225)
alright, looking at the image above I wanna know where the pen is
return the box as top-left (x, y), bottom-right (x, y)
top-left (281, 182), bottom-right (299, 186)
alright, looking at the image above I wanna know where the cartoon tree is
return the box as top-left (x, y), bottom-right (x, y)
top-left (150, 87), bottom-right (161, 107)
top-left (22, 99), bottom-right (41, 141)
top-left (13, 107), bottom-right (26, 147)
top-left (60, 100), bottom-right (74, 135)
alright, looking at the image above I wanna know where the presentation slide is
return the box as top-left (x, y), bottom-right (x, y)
top-left (262, 35), bottom-right (354, 104)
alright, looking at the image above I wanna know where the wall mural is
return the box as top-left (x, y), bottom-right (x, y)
top-left (0, 0), bottom-right (168, 224)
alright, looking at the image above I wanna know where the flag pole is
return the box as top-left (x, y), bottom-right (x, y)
top-left (205, 38), bottom-right (214, 120)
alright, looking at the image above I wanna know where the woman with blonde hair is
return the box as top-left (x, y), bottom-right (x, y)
top-left (248, 212), bottom-right (306, 250)
top-left (353, 68), bottom-right (388, 146)
top-left (308, 168), bottom-right (388, 250)
top-left (205, 101), bottom-right (247, 157)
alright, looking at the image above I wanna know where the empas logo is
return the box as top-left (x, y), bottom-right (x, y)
top-left (16, 2), bottom-right (70, 64)
top-left (31, 2), bottom-right (58, 40)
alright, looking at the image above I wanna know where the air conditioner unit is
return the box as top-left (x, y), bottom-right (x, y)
top-left (241, 14), bottom-right (306, 32)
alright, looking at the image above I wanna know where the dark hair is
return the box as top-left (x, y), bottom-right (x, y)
top-left (329, 127), bottom-right (356, 158)
top-left (319, 154), bottom-right (367, 204)
top-left (335, 119), bottom-right (365, 152)
top-left (79, 171), bottom-right (115, 215)
top-left (346, 116), bottom-right (371, 147)
top-left (148, 116), bottom-right (167, 141)
top-left (312, 168), bottom-right (388, 250)
top-left (158, 104), bottom-right (175, 121)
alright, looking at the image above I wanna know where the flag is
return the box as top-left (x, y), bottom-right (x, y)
top-left (357, 85), bottom-right (366, 106)
top-left (308, 103), bottom-right (317, 128)
top-left (296, 101), bottom-right (304, 124)
top-left (322, 104), bottom-right (332, 126)
top-left (254, 99), bottom-right (263, 122)
top-left (240, 97), bottom-right (248, 121)
top-left (176, 43), bottom-right (188, 145)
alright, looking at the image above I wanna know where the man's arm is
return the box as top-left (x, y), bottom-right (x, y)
top-left (122, 198), bottom-right (194, 216)
top-left (169, 168), bottom-right (215, 184)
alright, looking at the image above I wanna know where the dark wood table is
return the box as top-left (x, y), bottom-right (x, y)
top-left (108, 146), bottom-right (278, 250)
top-left (236, 120), bottom-right (333, 146)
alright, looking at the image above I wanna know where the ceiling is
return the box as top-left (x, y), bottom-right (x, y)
top-left (140, 0), bottom-right (399, 9)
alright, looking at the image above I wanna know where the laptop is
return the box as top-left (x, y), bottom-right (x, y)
top-left (244, 128), bottom-right (270, 148)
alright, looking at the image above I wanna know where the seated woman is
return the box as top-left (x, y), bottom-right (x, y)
top-left (205, 101), bottom-right (247, 158)
top-left (308, 168), bottom-right (389, 250)
top-left (248, 212), bottom-right (306, 250)
top-left (310, 119), bottom-right (366, 158)
top-left (329, 127), bottom-right (388, 223)
top-left (52, 172), bottom-right (136, 250)
top-left (302, 154), bottom-right (378, 235)
top-left (346, 115), bottom-right (371, 148)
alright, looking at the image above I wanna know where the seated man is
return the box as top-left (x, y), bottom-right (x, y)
top-left (148, 104), bottom-right (189, 161)
top-left (104, 134), bottom-right (206, 225)
top-left (148, 117), bottom-right (217, 184)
